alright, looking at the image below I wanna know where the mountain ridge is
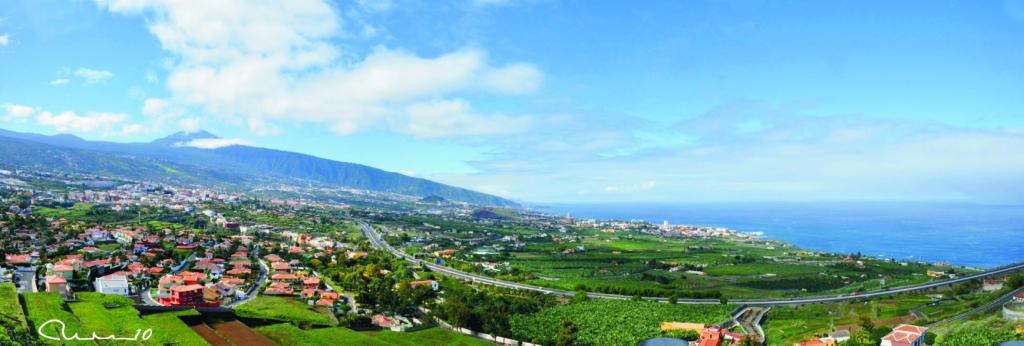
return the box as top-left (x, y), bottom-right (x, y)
top-left (0, 127), bottom-right (517, 206)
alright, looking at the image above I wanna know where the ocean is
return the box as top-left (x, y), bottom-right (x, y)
top-left (539, 202), bottom-right (1024, 269)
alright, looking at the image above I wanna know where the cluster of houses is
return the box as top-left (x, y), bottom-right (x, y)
top-left (794, 324), bottom-right (928, 346)
top-left (262, 253), bottom-right (341, 307)
top-left (659, 322), bottom-right (747, 346)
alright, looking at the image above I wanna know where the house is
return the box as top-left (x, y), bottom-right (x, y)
top-left (1014, 292), bottom-right (1024, 303)
top-left (880, 324), bottom-right (928, 346)
top-left (271, 273), bottom-right (299, 281)
top-left (926, 270), bottom-right (946, 278)
top-left (5, 254), bottom-right (33, 265)
top-left (45, 275), bottom-right (71, 297)
top-left (983, 278), bottom-right (1006, 292)
top-left (157, 274), bottom-right (184, 298)
top-left (271, 262), bottom-right (292, 273)
top-left (408, 280), bottom-right (439, 291)
top-left (94, 274), bottom-right (131, 296)
top-left (303, 277), bottom-right (321, 289)
top-left (179, 271), bottom-right (207, 285)
top-left (795, 338), bottom-right (836, 346)
top-left (829, 329), bottom-right (851, 343)
top-left (161, 284), bottom-right (208, 306)
top-left (698, 326), bottom-right (723, 346)
top-left (49, 264), bottom-right (74, 280)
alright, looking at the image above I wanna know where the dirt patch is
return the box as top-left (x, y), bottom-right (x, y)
top-left (211, 320), bottom-right (275, 346)
top-left (190, 323), bottom-right (233, 346)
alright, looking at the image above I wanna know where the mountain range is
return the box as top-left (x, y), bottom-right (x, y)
top-left (0, 128), bottom-right (517, 206)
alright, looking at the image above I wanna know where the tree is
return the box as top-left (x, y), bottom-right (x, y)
top-left (555, 318), bottom-right (578, 346)
top-left (572, 290), bottom-right (589, 303)
top-left (444, 298), bottom-right (472, 328)
top-left (923, 331), bottom-right (937, 345)
top-left (857, 315), bottom-right (875, 335)
top-left (668, 293), bottom-right (678, 304)
top-left (719, 296), bottom-right (729, 305)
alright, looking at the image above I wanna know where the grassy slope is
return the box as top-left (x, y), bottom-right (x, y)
top-left (0, 283), bottom-right (27, 329)
top-left (233, 296), bottom-right (334, 326)
top-left (22, 292), bottom-right (208, 346)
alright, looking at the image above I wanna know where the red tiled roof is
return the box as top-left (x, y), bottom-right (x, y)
top-left (52, 264), bottom-right (74, 271)
top-left (171, 284), bottom-right (204, 292)
top-left (409, 280), bottom-right (435, 286)
top-left (883, 324), bottom-right (928, 343)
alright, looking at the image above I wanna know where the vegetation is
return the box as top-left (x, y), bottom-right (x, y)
top-left (935, 317), bottom-right (1021, 346)
top-left (509, 300), bottom-right (732, 346)
top-left (254, 323), bottom-right (490, 346)
top-left (21, 292), bottom-right (209, 345)
top-left (234, 296), bottom-right (334, 326)
top-left (0, 283), bottom-right (31, 346)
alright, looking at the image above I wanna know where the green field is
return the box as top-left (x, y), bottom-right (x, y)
top-left (23, 292), bottom-right (209, 345)
top-left (234, 296), bottom-right (334, 326)
top-left (0, 283), bottom-right (27, 329)
top-left (255, 323), bottom-right (490, 346)
top-left (23, 292), bottom-right (89, 345)
top-left (509, 299), bottom-right (733, 346)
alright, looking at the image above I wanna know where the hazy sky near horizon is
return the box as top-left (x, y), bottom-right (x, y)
top-left (1, 0), bottom-right (1023, 203)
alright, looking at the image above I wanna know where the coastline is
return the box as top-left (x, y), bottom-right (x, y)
top-left (537, 201), bottom-right (1024, 269)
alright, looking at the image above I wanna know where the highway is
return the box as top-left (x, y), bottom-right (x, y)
top-left (360, 221), bottom-right (1024, 306)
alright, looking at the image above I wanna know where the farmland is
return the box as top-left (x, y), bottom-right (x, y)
top-left (384, 213), bottom-right (955, 300)
top-left (255, 323), bottom-right (491, 346)
top-left (509, 299), bottom-right (732, 346)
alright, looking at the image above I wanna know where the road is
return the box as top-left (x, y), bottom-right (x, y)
top-left (13, 266), bottom-right (37, 293)
top-left (225, 244), bottom-right (267, 308)
top-left (360, 221), bottom-right (1024, 306)
top-left (734, 306), bottom-right (769, 343)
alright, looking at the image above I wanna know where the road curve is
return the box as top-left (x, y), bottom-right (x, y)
top-left (360, 222), bottom-right (1024, 306)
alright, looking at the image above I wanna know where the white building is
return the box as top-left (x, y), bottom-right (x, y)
top-left (94, 274), bottom-right (131, 296)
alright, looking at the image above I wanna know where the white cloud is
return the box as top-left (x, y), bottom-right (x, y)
top-left (142, 98), bottom-right (171, 116)
top-left (73, 68), bottom-right (114, 83)
top-left (96, 0), bottom-right (541, 138)
top-left (175, 138), bottom-right (250, 149)
top-left (120, 123), bottom-right (150, 136)
top-left (3, 103), bottom-right (36, 120)
top-left (36, 111), bottom-right (128, 134)
top-left (0, 34), bottom-right (9, 46)
top-left (479, 63), bottom-right (543, 94)
top-left (178, 117), bottom-right (202, 133)
top-left (397, 98), bottom-right (531, 137)
top-left (49, 79), bottom-right (69, 86)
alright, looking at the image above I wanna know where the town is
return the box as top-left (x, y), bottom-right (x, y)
top-left (1, 169), bottom-right (1022, 346)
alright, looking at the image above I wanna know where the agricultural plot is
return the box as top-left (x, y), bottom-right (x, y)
top-left (233, 296), bottom-right (334, 326)
top-left (255, 323), bottom-right (490, 346)
top-left (509, 300), bottom-right (732, 346)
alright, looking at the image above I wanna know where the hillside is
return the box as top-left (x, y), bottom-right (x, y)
top-left (0, 128), bottom-right (516, 206)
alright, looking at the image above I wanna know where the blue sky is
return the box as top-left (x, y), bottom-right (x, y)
top-left (1, 0), bottom-right (1023, 203)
